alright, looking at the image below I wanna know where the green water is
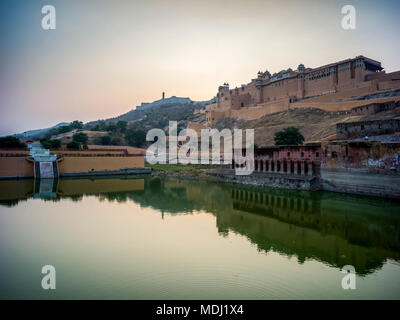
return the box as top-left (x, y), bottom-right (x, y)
top-left (0, 176), bottom-right (400, 299)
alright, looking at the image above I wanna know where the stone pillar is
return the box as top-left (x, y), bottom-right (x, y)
top-left (294, 161), bottom-right (298, 175)
top-left (274, 160), bottom-right (279, 173)
top-left (308, 161), bottom-right (313, 176)
top-left (301, 161), bottom-right (305, 175)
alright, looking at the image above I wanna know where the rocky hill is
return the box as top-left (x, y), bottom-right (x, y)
top-left (215, 107), bottom-right (400, 147)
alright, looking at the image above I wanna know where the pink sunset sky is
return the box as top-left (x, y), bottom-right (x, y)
top-left (1, 0), bottom-right (399, 135)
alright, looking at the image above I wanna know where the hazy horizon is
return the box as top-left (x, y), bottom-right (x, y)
top-left (1, 0), bottom-right (400, 136)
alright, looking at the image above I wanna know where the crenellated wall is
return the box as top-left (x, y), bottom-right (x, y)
top-left (206, 56), bottom-right (400, 126)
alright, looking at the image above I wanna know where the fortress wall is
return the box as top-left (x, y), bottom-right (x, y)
top-left (0, 150), bottom-right (29, 155)
top-left (262, 77), bottom-right (298, 102)
top-left (292, 84), bottom-right (376, 104)
top-left (58, 156), bottom-right (144, 173)
top-left (290, 96), bottom-right (400, 112)
top-left (230, 107), bottom-right (268, 121)
top-left (230, 101), bottom-right (289, 121)
top-left (304, 75), bottom-right (334, 97)
top-left (87, 145), bottom-right (146, 155)
top-left (205, 103), bottom-right (219, 111)
top-left (0, 157), bottom-right (34, 178)
top-left (378, 80), bottom-right (400, 91)
top-left (206, 110), bottom-right (228, 125)
top-left (56, 150), bottom-right (126, 156)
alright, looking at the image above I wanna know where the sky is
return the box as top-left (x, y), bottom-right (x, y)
top-left (1, 0), bottom-right (400, 136)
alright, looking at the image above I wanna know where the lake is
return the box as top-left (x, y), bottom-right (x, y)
top-left (0, 176), bottom-right (400, 299)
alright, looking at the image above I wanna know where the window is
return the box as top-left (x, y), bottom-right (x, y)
top-left (287, 152), bottom-right (290, 157)
top-left (361, 124), bottom-right (365, 130)
top-left (316, 152), bottom-right (319, 158)
top-left (301, 152), bottom-right (304, 158)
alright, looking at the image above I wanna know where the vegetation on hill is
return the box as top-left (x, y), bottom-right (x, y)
top-left (43, 120), bottom-right (84, 140)
top-left (0, 136), bottom-right (27, 148)
top-left (72, 132), bottom-right (88, 144)
top-left (66, 141), bottom-right (81, 149)
top-left (86, 102), bottom-right (205, 147)
top-left (274, 127), bottom-right (305, 146)
top-left (65, 132), bottom-right (89, 149)
top-left (215, 107), bottom-right (400, 147)
top-left (40, 139), bottom-right (61, 149)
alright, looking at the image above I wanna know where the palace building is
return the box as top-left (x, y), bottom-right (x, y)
top-left (206, 55), bottom-right (400, 125)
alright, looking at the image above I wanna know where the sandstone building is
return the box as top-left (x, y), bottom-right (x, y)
top-left (206, 56), bottom-right (400, 125)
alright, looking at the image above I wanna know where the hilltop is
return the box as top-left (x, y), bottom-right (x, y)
top-left (10, 95), bottom-right (210, 140)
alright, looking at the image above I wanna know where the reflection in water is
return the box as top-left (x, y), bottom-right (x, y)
top-left (1, 176), bottom-right (399, 279)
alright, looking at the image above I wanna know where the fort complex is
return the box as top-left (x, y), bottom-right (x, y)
top-left (205, 55), bottom-right (400, 125)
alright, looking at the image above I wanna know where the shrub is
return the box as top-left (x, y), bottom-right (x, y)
top-left (274, 127), bottom-right (305, 146)
top-left (41, 139), bottom-right (61, 149)
top-left (125, 128), bottom-right (146, 147)
top-left (67, 141), bottom-right (80, 149)
top-left (72, 132), bottom-right (88, 144)
top-left (0, 136), bottom-right (26, 148)
top-left (100, 135), bottom-right (111, 145)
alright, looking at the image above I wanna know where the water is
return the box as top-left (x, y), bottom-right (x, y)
top-left (0, 176), bottom-right (400, 299)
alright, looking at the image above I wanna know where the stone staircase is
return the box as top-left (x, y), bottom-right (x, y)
top-left (28, 143), bottom-right (58, 179)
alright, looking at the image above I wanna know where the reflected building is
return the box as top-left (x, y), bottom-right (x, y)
top-left (1, 176), bottom-right (399, 275)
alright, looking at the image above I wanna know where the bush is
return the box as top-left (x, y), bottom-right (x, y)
top-left (41, 139), bottom-right (61, 149)
top-left (70, 120), bottom-right (83, 129)
top-left (55, 125), bottom-right (71, 134)
top-left (67, 141), bottom-right (80, 149)
top-left (72, 132), bottom-right (88, 144)
top-left (125, 128), bottom-right (146, 147)
top-left (0, 136), bottom-right (26, 148)
top-left (116, 121), bottom-right (127, 133)
top-left (110, 137), bottom-right (122, 145)
top-left (274, 127), bottom-right (305, 146)
top-left (100, 135), bottom-right (111, 145)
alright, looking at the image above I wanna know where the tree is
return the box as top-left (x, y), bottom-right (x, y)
top-left (72, 132), bottom-right (88, 144)
top-left (66, 141), bottom-right (80, 149)
top-left (106, 123), bottom-right (117, 133)
top-left (116, 121), bottom-right (127, 133)
top-left (56, 125), bottom-right (71, 134)
top-left (100, 135), bottom-right (111, 145)
top-left (274, 127), bottom-right (304, 146)
top-left (125, 128), bottom-right (146, 147)
top-left (0, 136), bottom-right (26, 148)
top-left (110, 137), bottom-right (122, 145)
top-left (41, 139), bottom-right (61, 149)
top-left (70, 120), bottom-right (83, 129)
